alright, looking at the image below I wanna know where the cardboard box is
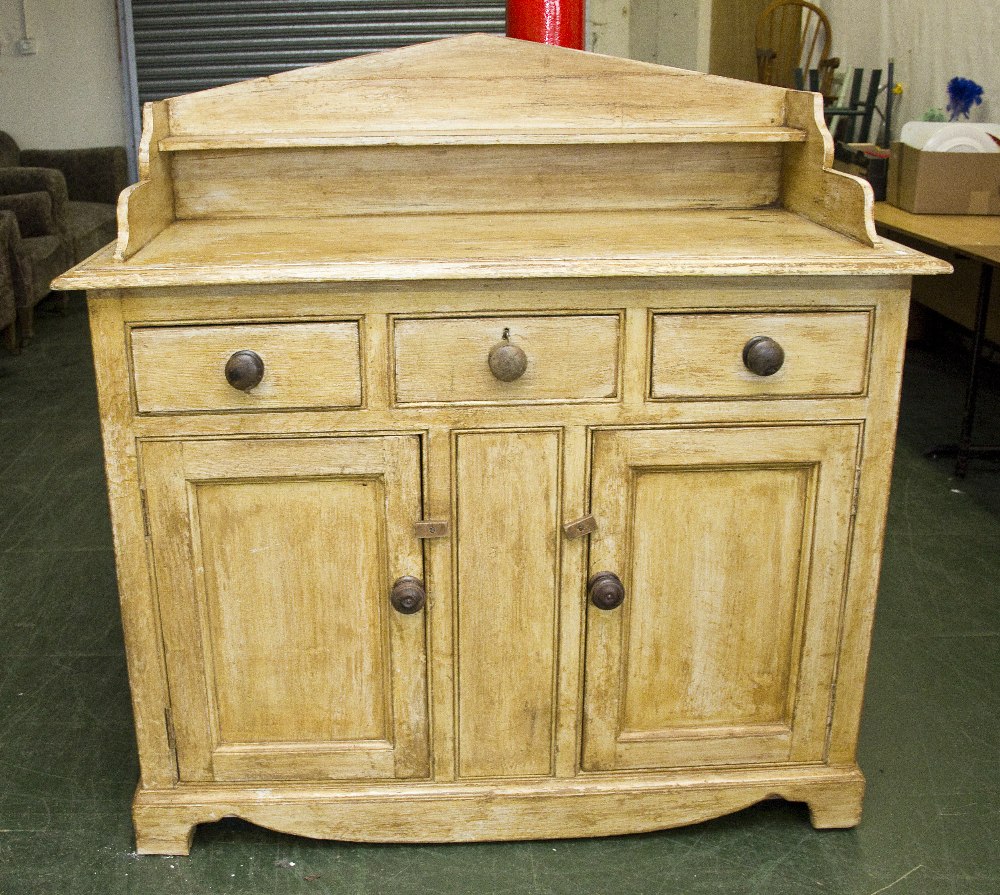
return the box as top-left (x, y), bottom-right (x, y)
top-left (887, 141), bottom-right (1000, 214)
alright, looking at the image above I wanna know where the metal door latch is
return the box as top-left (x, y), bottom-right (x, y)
top-left (563, 514), bottom-right (597, 539)
top-left (414, 520), bottom-right (450, 539)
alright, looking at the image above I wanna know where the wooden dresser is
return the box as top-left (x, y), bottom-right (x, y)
top-left (55, 35), bottom-right (948, 855)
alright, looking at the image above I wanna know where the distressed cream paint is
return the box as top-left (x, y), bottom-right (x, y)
top-left (55, 36), bottom-right (947, 854)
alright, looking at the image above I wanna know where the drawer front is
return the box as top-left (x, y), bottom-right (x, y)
top-left (650, 309), bottom-right (872, 400)
top-left (393, 314), bottom-right (620, 405)
top-left (131, 321), bottom-right (362, 413)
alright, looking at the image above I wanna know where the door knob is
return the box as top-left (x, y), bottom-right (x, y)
top-left (390, 576), bottom-right (426, 614)
top-left (588, 571), bottom-right (625, 610)
top-left (225, 350), bottom-right (265, 391)
top-left (488, 330), bottom-right (528, 382)
top-left (742, 336), bottom-right (785, 376)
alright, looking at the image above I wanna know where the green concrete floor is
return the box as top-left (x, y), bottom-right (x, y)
top-left (1, 298), bottom-right (997, 895)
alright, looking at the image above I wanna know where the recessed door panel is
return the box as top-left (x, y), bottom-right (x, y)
top-left (195, 477), bottom-right (390, 746)
top-left (583, 425), bottom-right (859, 771)
top-left (622, 465), bottom-right (809, 733)
top-left (454, 429), bottom-right (561, 778)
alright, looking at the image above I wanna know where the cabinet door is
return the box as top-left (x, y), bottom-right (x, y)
top-left (583, 425), bottom-right (859, 771)
top-left (140, 435), bottom-right (428, 783)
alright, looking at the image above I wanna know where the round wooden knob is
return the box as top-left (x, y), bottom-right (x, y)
top-left (225, 350), bottom-right (265, 391)
top-left (742, 336), bottom-right (785, 377)
top-left (488, 339), bottom-right (528, 382)
top-left (588, 571), bottom-right (625, 611)
top-left (390, 576), bottom-right (426, 614)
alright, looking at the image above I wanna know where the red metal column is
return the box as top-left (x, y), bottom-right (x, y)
top-left (506, 0), bottom-right (584, 49)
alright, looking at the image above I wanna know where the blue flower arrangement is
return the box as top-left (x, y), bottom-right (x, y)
top-left (946, 77), bottom-right (984, 120)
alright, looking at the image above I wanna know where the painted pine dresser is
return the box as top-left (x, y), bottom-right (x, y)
top-left (55, 35), bottom-right (948, 854)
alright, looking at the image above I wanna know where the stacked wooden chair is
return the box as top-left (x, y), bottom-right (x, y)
top-left (755, 0), bottom-right (839, 101)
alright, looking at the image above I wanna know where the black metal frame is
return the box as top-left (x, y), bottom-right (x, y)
top-left (926, 258), bottom-right (1000, 477)
top-left (825, 62), bottom-right (895, 146)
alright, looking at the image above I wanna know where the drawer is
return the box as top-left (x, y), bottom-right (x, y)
top-left (131, 321), bottom-right (362, 413)
top-left (649, 310), bottom-right (872, 400)
top-left (393, 314), bottom-right (620, 405)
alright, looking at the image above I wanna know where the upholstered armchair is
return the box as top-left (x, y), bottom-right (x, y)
top-left (17, 142), bottom-right (128, 262)
top-left (0, 131), bottom-right (127, 344)
top-left (0, 163), bottom-right (72, 344)
top-left (0, 210), bottom-right (19, 352)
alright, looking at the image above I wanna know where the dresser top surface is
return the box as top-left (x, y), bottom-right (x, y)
top-left (57, 208), bottom-right (946, 291)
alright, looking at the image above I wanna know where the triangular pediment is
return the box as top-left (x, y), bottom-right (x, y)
top-left (165, 34), bottom-right (789, 137)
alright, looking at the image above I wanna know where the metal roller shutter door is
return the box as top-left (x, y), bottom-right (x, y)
top-left (128, 0), bottom-right (507, 102)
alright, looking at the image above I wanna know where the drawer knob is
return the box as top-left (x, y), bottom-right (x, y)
top-left (488, 331), bottom-right (528, 382)
top-left (742, 336), bottom-right (785, 377)
top-left (225, 350), bottom-right (265, 391)
top-left (589, 571), bottom-right (625, 610)
top-left (390, 576), bottom-right (426, 614)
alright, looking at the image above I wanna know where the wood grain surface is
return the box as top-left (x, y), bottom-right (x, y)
top-left (140, 436), bottom-right (429, 783)
top-left (393, 314), bottom-right (620, 405)
top-left (57, 210), bottom-right (946, 291)
top-left (583, 424), bottom-right (859, 771)
top-left (649, 309), bottom-right (872, 399)
top-left (159, 126), bottom-right (807, 150)
top-left (130, 321), bottom-right (362, 413)
top-left (163, 34), bottom-right (789, 137)
top-left (131, 765), bottom-right (866, 854)
top-left (61, 34), bottom-right (947, 854)
top-left (455, 430), bottom-right (561, 778)
top-left (170, 143), bottom-right (784, 219)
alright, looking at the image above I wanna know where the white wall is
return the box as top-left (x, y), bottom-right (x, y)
top-left (591, 0), bottom-right (712, 70)
top-left (588, 0), bottom-right (632, 56)
top-left (630, 0), bottom-right (712, 71)
top-left (0, 0), bottom-right (127, 150)
top-left (819, 0), bottom-right (997, 140)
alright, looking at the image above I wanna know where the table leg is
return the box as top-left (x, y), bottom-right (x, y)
top-left (956, 262), bottom-right (993, 476)
top-left (926, 260), bottom-right (1000, 477)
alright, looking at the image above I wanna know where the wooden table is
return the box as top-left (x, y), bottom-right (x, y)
top-left (875, 203), bottom-right (1000, 476)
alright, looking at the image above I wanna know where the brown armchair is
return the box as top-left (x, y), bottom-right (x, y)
top-left (18, 143), bottom-right (129, 262)
top-left (0, 131), bottom-right (128, 344)
top-left (0, 210), bottom-right (19, 352)
top-left (0, 162), bottom-right (73, 344)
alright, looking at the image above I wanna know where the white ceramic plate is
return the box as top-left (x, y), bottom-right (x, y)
top-left (901, 121), bottom-right (1000, 152)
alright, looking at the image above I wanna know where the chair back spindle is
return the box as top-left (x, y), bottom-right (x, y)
top-left (756, 0), bottom-right (837, 98)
